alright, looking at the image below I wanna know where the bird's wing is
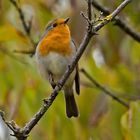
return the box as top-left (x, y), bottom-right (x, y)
top-left (71, 39), bottom-right (80, 95)
top-left (75, 65), bottom-right (80, 95)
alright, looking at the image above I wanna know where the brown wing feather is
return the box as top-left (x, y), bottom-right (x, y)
top-left (75, 65), bottom-right (80, 95)
top-left (71, 39), bottom-right (80, 95)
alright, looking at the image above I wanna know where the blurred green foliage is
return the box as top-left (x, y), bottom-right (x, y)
top-left (0, 0), bottom-right (140, 140)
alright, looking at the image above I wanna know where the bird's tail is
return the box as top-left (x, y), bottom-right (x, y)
top-left (64, 88), bottom-right (78, 118)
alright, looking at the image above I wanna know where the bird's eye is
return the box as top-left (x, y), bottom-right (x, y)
top-left (53, 23), bottom-right (57, 27)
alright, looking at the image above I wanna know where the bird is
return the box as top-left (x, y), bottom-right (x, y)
top-left (35, 18), bottom-right (80, 118)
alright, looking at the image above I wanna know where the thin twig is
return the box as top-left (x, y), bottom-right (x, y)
top-left (93, 0), bottom-right (131, 32)
top-left (14, 49), bottom-right (35, 55)
top-left (9, 0), bottom-right (36, 48)
top-left (9, 0), bottom-right (30, 35)
top-left (80, 69), bottom-right (129, 108)
top-left (80, 12), bottom-right (91, 25)
top-left (0, 46), bottom-right (28, 65)
top-left (87, 0), bottom-right (92, 21)
top-left (111, 0), bottom-right (131, 18)
top-left (92, 0), bottom-right (140, 43)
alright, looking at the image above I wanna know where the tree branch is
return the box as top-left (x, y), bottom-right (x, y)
top-left (87, 0), bottom-right (92, 21)
top-left (5, 0), bottom-right (131, 139)
top-left (9, 0), bottom-right (36, 49)
top-left (92, 0), bottom-right (140, 43)
top-left (93, 0), bottom-right (131, 32)
top-left (80, 69), bottom-right (129, 108)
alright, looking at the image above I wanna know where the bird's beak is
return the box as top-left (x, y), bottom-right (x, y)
top-left (64, 18), bottom-right (70, 24)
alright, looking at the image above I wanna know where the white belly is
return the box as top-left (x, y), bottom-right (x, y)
top-left (35, 52), bottom-right (75, 84)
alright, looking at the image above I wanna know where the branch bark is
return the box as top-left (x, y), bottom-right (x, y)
top-left (80, 69), bottom-right (129, 108)
top-left (92, 0), bottom-right (140, 43)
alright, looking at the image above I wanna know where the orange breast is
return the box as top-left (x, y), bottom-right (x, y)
top-left (38, 25), bottom-right (72, 56)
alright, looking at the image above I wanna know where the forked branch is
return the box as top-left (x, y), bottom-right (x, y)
top-left (92, 0), bottom-right (140, 43)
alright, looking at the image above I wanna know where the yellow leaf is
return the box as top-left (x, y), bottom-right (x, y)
top-left (0, 24), bottom-right (29, 44)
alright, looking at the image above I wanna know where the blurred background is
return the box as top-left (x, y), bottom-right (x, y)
top-left (0, 0), bottom-right (140, 140)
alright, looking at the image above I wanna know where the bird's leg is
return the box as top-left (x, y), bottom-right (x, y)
top-left (48, 71), bottom-right (56, 89)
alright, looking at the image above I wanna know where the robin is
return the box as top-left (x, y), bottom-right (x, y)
top-left (35, 18), bottom-right (80, 118)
